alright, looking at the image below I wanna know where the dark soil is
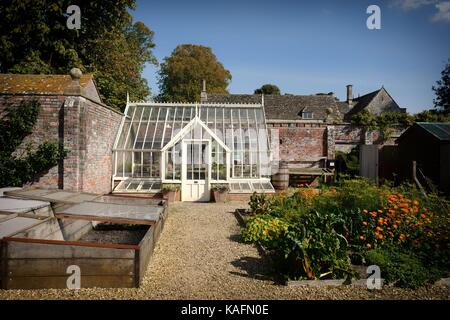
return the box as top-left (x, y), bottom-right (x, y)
top-left (78, 223), bottom-right (149, 245)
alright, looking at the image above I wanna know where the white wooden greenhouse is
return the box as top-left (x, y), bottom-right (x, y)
top-left (112, 99), bottom-right (274, 201)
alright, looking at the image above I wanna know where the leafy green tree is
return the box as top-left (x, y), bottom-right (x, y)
top-left (414, 109), bottom-right (450, 122)
top-left (158, 44), bottom-right (232, 102)
top-left (0, 0), bottom-right (156, 110)
top-left (254, 84), bottom-right (281, 95)
top-left (0, 99), bottom-right (67, 187)
top-left (432, 58), bottom-right (450, 113)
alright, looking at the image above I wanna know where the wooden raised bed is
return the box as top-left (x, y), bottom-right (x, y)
top-left (0, 202), bottom-right (168, 290)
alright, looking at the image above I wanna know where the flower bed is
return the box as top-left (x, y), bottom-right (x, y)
top-left (240, 179), bottom-right (450, 288)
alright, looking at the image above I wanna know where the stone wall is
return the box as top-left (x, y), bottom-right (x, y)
top-left (0, 94), bottom-right (122, 194)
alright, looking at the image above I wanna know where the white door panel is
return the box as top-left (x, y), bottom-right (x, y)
top-left (181, 141), bottom-right (210, 202)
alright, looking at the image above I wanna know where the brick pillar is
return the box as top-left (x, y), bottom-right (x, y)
top-left (63, 68), bottom-right (86, 192)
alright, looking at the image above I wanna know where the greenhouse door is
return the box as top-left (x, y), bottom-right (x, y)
top-left (181, 140), bottom-right (210, 202)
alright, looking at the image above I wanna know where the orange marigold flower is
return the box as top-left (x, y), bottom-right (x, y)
top-left (420, 214), bottom-right (426, 219)
top-left (423, 207), bottom-right (427, 211)
top-left (377, 210), bottom-right (383, 213)
top-left (401, 208), bottom-right (409, 213)
top-left (393, 224), bottom-right (398, 229)
top-left (377, 234), bottom-right (384, 239)
top-left (362, 221), bottom-right (368, 226)
top-left (366, 243), bottom-right (372, 249)
top-left (363, 209), bottom-right (368, 213)
top-left (399, 234), bottom-right (405, 239)
top-left (359, 235), bottom-right (365, 240)
top-left (376, 226), bottom-right (383, 232)
top-left (413, 200), bottom-right (419, 206)
top-left (370, 212), bottom-right (377, 217)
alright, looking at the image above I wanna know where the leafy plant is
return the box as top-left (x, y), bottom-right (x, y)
top-left (0, 99), bottom-right (67, 187)
top-left (161, 183), bottom-right (180, 191)
top-left (211, 184), bottom-right (229, 192)
top-left (365, 247), bottom-right (440, 289)
top-left (241, 214), bottom-right (289, 250)
top-left (248, 192), bottom-right (271, 215)
top-left (242, 178), bottom-right (449, 285)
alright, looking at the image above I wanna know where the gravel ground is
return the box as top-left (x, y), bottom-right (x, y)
top-left (0, 201), bottom-right (448, 300)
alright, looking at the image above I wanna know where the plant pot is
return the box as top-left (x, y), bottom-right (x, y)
top-left (213, 190), bottom-right (228, 203)
top-left (162, 190), bottom-right (177, 202)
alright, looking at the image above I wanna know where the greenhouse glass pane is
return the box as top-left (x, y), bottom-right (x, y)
top-left (116, 121), bottom-right (130, 149)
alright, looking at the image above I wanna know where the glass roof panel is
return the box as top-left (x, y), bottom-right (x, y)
top-left (114, 103), bottom-right (270, 155)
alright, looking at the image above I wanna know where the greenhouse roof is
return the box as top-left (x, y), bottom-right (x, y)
top-left (113, 101), bottom-right (269, 152)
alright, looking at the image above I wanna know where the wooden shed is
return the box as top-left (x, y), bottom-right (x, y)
top-left (396, 122), bottom-right (450, 196)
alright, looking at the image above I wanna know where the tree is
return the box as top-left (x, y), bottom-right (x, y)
top-left (158, 44), bottom-right (232, 102)
top-left (432, 58), bottom-right (450, 113)
top-left (254, 84), bottom-right (281, 95)
top-left (0, 0), bottom-right (156, 110)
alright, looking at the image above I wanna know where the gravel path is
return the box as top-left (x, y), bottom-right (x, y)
top-left (0, 202), bottom-right (448, 300)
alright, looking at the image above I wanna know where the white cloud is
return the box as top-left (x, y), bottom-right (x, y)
top-left (391, 0), bottom-right (437, 10)
top-left (431, 1), bottom-right (450, 22)
top-left (391, 0), bottom-right (450, 23)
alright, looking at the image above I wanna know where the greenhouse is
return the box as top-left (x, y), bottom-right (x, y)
top-left (112, 100), bottom-right (274, 201)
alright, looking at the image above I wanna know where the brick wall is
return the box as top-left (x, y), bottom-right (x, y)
top-left (268, 122), bottom-right (327, 168)
top-left (268, 122), bottom-right (401, 168)
top-left (0, 94), bottom-right (122, 194)
top-left (82, 99), bottom-right (122, 194)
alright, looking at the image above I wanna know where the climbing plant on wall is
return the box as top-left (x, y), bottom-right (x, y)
top-left (351, 110), bottom-right (415, 142)
top-left (0, 99), bottom-right (67, 187)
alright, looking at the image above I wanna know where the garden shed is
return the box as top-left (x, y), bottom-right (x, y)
top-left (396, 122), bottom-right (450, 196)
top-left (112, 100), bottom-right (274, 201)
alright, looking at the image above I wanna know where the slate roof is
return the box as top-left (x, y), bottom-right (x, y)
top-left (207, 93), bottom-right (341, 121)
top-left (0, 74), bottom-right (93, 95)
top-left (344, 89), bottom-right (380, 119)
top-left (417, 122), bottom-right (450, 141)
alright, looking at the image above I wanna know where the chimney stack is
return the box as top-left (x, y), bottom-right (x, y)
top-left (346, 84), bottom-right (353, 106)
top-left (200, 79), bottom-right (207, 103)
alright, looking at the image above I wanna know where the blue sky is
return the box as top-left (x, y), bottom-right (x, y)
top-left (132, 0), bottom-right (450, 113)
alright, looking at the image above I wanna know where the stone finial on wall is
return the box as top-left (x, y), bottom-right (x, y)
top-left (200, 79), bottom-right (207, 103)
top-left (64, 68), bottom-right (83, 95)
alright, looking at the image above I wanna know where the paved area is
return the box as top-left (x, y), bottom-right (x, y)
top-left (0, 202), bottom-right (448, 299)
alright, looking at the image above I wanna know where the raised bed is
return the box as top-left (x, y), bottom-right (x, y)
top-left (0, 191), bottom-right (168, 290)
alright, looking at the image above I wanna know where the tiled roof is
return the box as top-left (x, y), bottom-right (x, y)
top-left (207, 93), bottom-right (341, 121)
top-left (0, 73), bottom-right (93, 95)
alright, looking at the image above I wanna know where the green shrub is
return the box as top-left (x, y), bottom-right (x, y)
top-left (365, 247), bottom-right (440, 289)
